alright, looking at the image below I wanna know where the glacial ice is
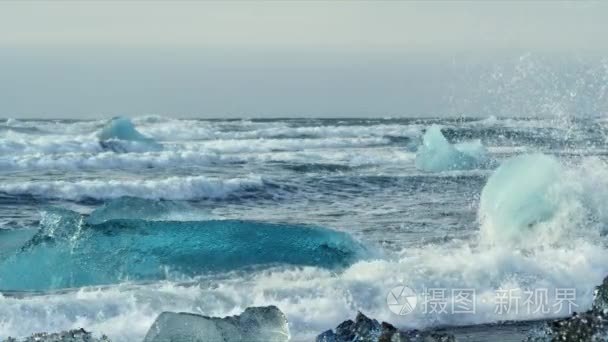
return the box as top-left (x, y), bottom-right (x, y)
top-left (0, 208), bottom-right (368, 290)
top-left (98, 117), bottom-right (161, 152)
top-left (98, 116), bottom-right (151, 142)
top-left (415, 125), bottom-right (490, 172)
top-left (143, 306), bottom-right (289, 342)
top-left (479, 153), bottom-right (562, 244)
top-left (0, 229), bottom-right (36, 262)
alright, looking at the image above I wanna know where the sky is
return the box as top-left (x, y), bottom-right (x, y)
top-left (1, 1), bottom-right (607, 118)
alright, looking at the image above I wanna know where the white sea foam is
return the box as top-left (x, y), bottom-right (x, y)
top-left (253, 148), bottom-right (416, 168)
top-left (0, 147), bottom-right (419, 172)
top-left (3, 156), bottom-right (608, 341)
top-left (180, 137), bottom-right (391, 154)
top-left (0, 176), bottom-right (264, 201)
top-left (465, 116), bottom-right (560, 129)
top-left (0, 151), bottom-right (240, 172)
top-left (133, 119), bottom-right (422, 141)
top-left (1, 237), bottom-right (606, 341)
top-left (2, 118), bottom-right (608, 342)
top-left (0, 132), bottom-right (394, 158)
top-left (4, 118), bottom-right (104, 135)
top-left (3, 155), bottom-right (608, 340)
top-left (4, 116), bottom-right (531, 141)
top-left (0, 131), bottom-right (102, 155)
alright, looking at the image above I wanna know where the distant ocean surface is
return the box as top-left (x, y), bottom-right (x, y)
top-left (2, 116), bottom-right (608, 341)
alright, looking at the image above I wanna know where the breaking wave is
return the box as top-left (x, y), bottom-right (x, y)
top-left (0, 151), bottom-right (242, 172)
top-left (4, 117), bottom-right (608, 341)
top-left (0, 176), bottom-right (266, 201)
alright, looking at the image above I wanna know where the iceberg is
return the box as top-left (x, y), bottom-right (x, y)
top-left (0, 228), bottom-right (37, 262)
top-left (98, 116), bottom-right (152, 142)
top-left (415, 125), bottom-right (490, 172)
top-left (479, 153), bottom-right (562, 244)
top-left (98, 117), bottom-right (162, 152)
top-left (0, 208), bottom-right (368, 291)
top-left (143, 306), bottom-right (289, 342)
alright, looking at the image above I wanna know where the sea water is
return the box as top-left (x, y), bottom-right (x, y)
top-left (2, 116), bottom-right (608, 340)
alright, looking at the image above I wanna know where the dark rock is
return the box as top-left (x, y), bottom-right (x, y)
top-left (525, 311), bottom-right (608, 342)
top-left (334, 319), bottom-right (356, 341)
top-left (352, 312), bottom-right (382, 340)
top-left (525, 275), bottom-right (608, 341)
top-left (316, 330), bottom-right (338, 342)
top-left (389, 330), bottom-right (455, 342)
top-left (378, 322), bottom-right (397, 342)
top-left (315, 312), bottom-right (455, 342)
top-left (3, 329), bottom-right (110, 342)
top-left (594, 275), bottom-right (608, 313)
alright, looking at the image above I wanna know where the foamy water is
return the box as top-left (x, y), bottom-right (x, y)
top-left (1, 116), bottom-right (608, 341)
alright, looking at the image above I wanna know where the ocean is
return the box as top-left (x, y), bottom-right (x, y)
top-left (1, 116), bottom-right (608, 341)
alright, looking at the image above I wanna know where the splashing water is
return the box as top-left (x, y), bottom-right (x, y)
top-left (2, 117), bottom-right (608, 341)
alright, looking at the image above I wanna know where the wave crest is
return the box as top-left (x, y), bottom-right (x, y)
top-left (0, 176), bottom-right (266, 201)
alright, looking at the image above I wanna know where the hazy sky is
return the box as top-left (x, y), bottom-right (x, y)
top-left (1, 1), bottom-right (607, 118)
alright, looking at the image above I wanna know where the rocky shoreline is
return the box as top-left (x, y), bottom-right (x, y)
top-left (3, 329), bottom-right (110, 342)
top-left (315, 312), bottom-right (454, 342)
top-left (6, 276), bottom-right (608, 342)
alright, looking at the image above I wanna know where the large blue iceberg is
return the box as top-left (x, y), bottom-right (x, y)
top-left (98, 117), bottom-right (162, 152)
top-left (0, 206), bottom-right (367, 291)
top-left (415, 125), bottom-right (491, 172)
top-left (479, 153), bottom-right (562, 244)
